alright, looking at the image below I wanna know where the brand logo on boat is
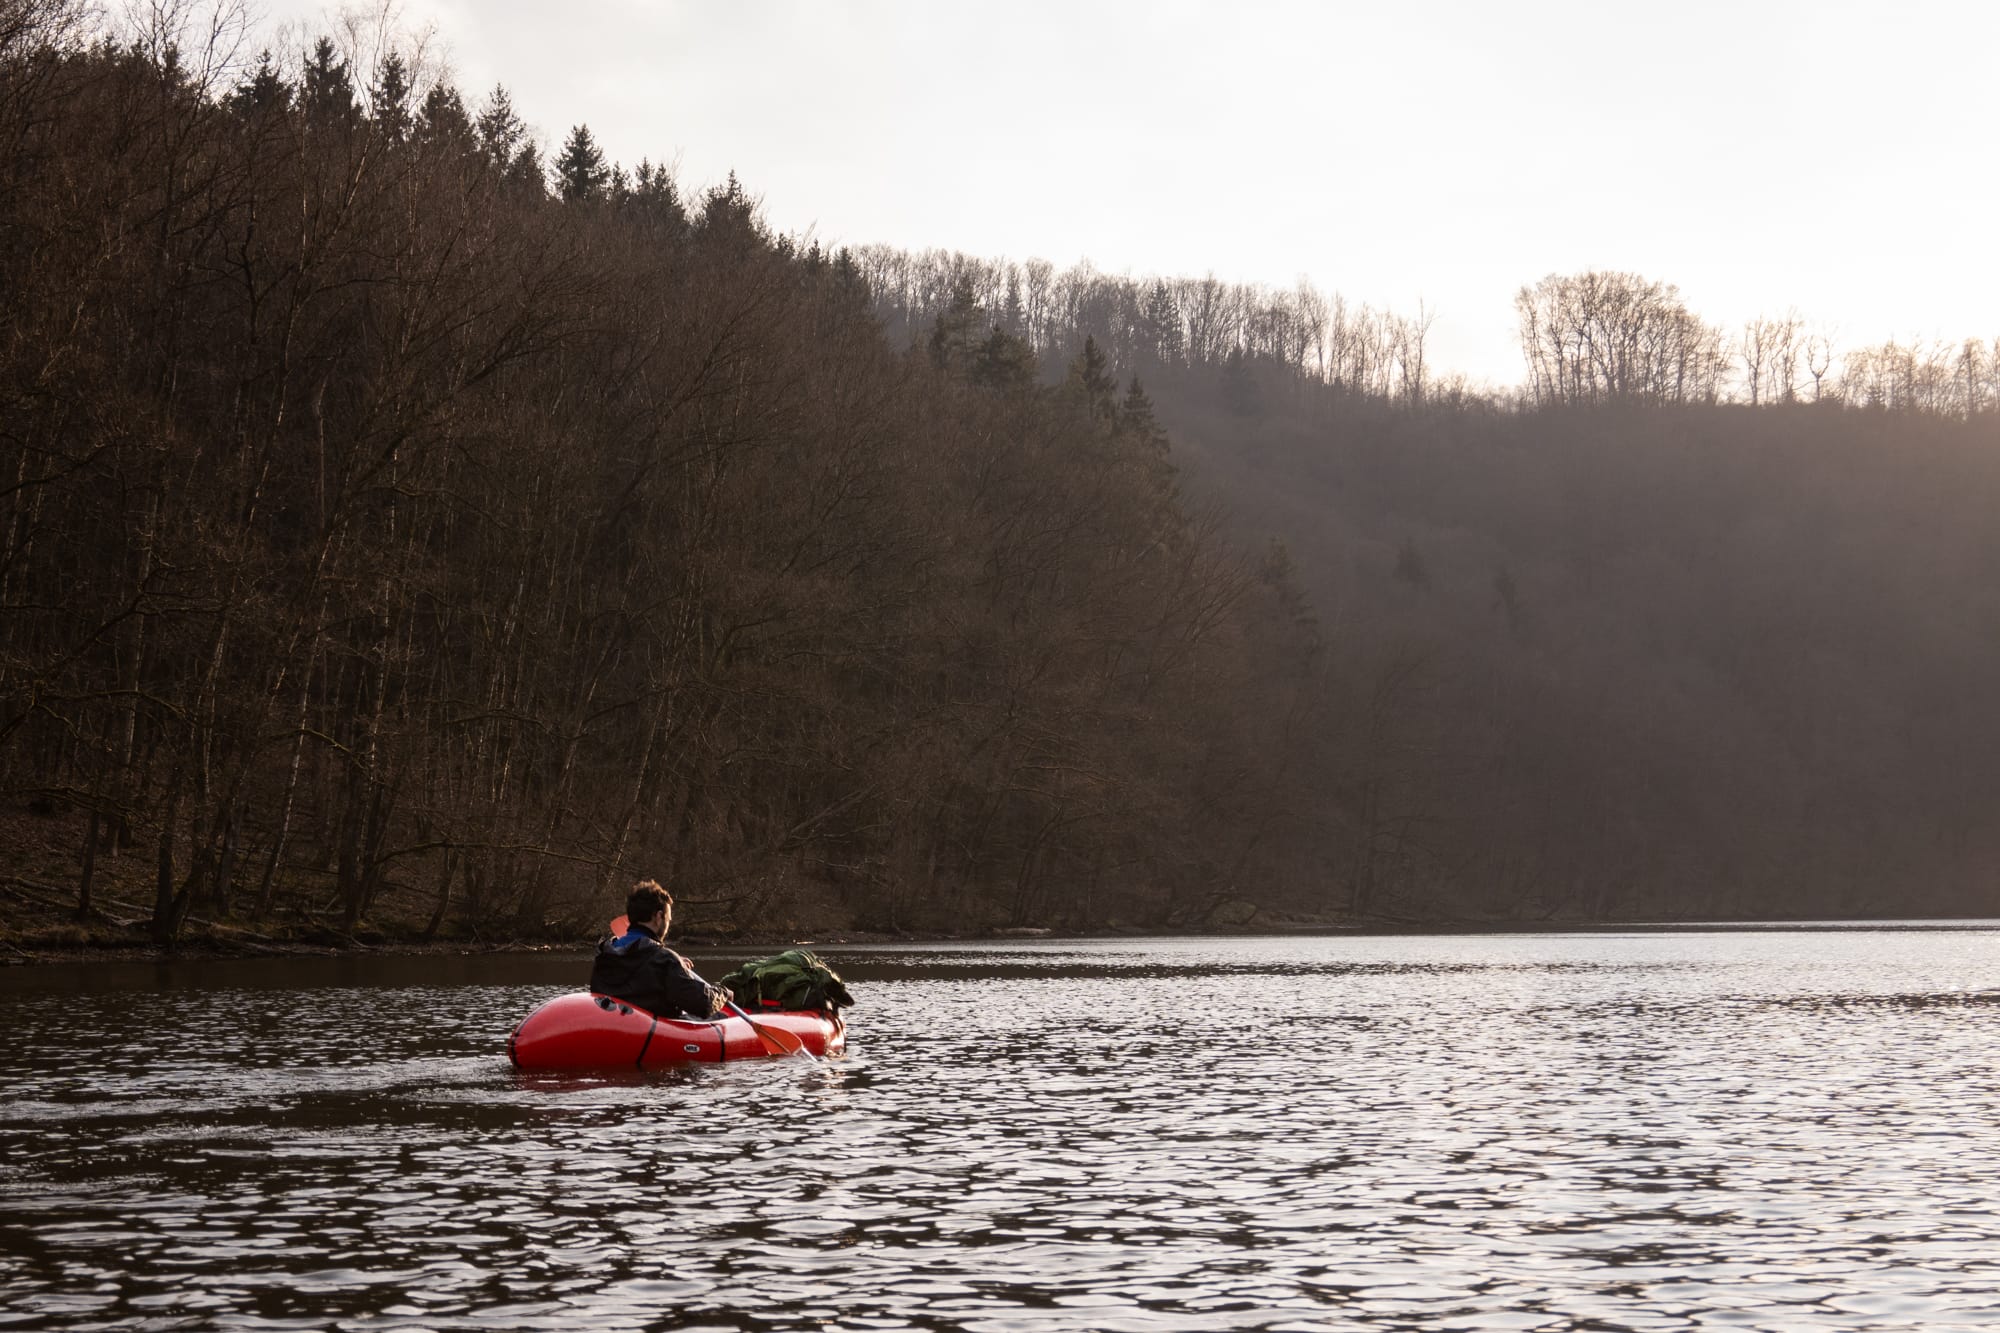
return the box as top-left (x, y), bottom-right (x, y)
top-left (683, 1044), bottom-right (701, 1053)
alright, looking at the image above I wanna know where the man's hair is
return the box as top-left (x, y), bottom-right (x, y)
top-left (625, 879), bottom-right (672, 925)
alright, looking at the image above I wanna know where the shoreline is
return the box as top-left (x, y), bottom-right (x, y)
top-left (6, 913), bottom-right (1996, 969)
top-left (0, 921), bottom-right (937, 967)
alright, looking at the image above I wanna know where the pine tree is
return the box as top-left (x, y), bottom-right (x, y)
top-left (300, 37), bottom-right (356, 127)
top-left (970, 329), bottom-right (1038, 392)
top-left (1120, 376), bottom-right (1169, 454)
top-left (475, 85), bottom-right (525, 167)
top-left (928, 278), bottom-right (983, 373)
top-left (228, 50), bottom-right (290, 118)
top-left (1001, 270), bottom-right (1026, 337)
top-left (829, 248), bottom-right (869, 307)
top-left (621, 159), bottom-right (687, 239)
top-left (1141, 281), bottom-right (1184, 367)
top-left (1064, 335), bottom-right (1118, 419)
top-left (698, 172), bottom-right (760, 240)
top-left (554, 123), bottom-right (609, 202)
top-left (415, 83), bottom-right (473, 147)
top-left (504, 141), bottom-right (546, 198)
top-left (628, 159), bottom-right (678, 209)
top-left (1114, 376), bottom-right (1179, 509)
top-left (369, 51), bottom-right (412, 143)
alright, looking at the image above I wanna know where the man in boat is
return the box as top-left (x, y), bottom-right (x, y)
top-left (590, 880), bottom-right (733, 1019)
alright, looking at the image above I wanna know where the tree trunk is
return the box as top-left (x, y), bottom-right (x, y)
top-left (421, 846), bottom-right (456, 941)
top-left (151, 760), bottom-right (192, 946)
top-left (77, 808), bottom-right (99, 921)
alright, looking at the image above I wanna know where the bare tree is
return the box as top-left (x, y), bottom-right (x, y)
top-left (1516, 271), bottom-right (1725, 406)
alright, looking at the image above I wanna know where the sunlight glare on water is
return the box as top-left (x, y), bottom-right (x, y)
top-left (3, 929), bottom-right (2000, 1331)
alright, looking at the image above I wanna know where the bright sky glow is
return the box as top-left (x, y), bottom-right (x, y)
top-left (251, 0), bottom-right (1998, 387)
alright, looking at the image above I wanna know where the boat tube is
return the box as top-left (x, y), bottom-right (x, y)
top-left (508, 991), bottom-right (845, 1069)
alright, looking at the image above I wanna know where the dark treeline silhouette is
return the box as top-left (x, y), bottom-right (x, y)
top-left (860, 252), bottom-right (2000, 920)
top-left (0, 7), bottom-right (1332, 942)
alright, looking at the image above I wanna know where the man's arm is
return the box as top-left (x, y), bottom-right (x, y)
top-left (651, 949), bottom-right (730, 1018)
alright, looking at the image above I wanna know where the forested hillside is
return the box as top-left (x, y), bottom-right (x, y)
top-left (4, 6), bottom-right (1995, 951)
top-left (0, 10), bottom-right (1330, 944)
top-left (868, 256), bottom-right (2000, 920)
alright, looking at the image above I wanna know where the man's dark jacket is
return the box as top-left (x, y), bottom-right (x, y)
top-left (589, 923), bottom-right (727, 1019)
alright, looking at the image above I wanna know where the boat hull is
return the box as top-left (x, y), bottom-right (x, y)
top-left (508, 991), bottom-right (844, 1069)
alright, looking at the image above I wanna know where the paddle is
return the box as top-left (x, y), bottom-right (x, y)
top-left (604, 916), bottom-right (819, 1063)
top-left (727, 1000), bottom-right (818, 1063)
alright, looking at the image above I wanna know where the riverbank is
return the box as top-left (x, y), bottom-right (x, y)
top-left (0, 801), bottom-right (1237, 963)
top-left (0, 887), bottom-right (1361, 964)
top-left (0, 797), bottom-right (951, 963)
top-left (0, 860), bottom-right (1214, 963)
top-left (0, 869), bottom-right (1377, 964)
top-left (8, 875), bottom-right (1989, 967)
top-left (0, 875), bottom-right (952, 964)
top-left (0, 805), bottom-right (1355, 963)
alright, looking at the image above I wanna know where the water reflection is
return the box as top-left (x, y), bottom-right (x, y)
top-left (2, 930), bottom-right (1999, 1330)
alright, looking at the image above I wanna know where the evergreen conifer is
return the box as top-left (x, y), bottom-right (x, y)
top-left (475, 85), bottom-right (526, 166)
top-left (368, 51), bottom-right (412, 142)
top-left (415, 83), bottom-right (473, 147)
top-left (301, 37), bottom-right (356, 127)
top-left (554, 123), bottom-right (609, 201)
top-left (228, 50), bottom-right (290, 117)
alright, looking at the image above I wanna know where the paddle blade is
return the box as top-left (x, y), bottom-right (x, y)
top-left (608, 915), bottom-right (628, 936)
top-left (753, 1022), bottom-right (806, 1058)
top-left (728, 1003), bottom-right (816, 1061)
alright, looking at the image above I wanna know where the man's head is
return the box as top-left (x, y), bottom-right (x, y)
top-left (625, 879), bottom-right (672, 932)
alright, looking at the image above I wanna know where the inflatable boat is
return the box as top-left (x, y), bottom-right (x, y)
top-left (508, 991), bottom-right (845, 1069)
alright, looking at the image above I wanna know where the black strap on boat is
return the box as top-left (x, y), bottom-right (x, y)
top-left (633, 1017), bottom-right (658, 1068)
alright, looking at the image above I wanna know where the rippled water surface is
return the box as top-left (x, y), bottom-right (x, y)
top-left (5, 929), bottom-right (2000, 1331)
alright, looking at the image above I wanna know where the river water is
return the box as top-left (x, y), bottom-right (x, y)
top-left (3, 928), bottom-right (2000, 1332)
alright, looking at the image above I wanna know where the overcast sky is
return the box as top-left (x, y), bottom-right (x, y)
top-left (250, 0), bottom-right (1997, 387)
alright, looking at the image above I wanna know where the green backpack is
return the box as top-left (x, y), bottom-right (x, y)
top-left (720, 949), bottom-right (855, 1014)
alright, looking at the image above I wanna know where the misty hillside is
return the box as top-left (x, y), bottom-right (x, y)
top-left (869, 256), bottom-right (2000, 920)
top-left (1167, 386), bottom-right (2000, 918)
